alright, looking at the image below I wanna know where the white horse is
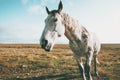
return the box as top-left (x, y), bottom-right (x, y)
top-left (40, 1), bottom-right (101, 80)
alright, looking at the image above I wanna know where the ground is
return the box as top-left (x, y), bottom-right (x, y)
top-left (0, 44), bottom-right (120, 80)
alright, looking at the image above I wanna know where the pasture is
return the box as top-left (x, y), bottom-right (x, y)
top-left (0, 44), bottom-right (120, 80)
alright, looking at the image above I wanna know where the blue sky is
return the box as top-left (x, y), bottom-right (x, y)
top-left (0, 0), bottom-right (120, 44)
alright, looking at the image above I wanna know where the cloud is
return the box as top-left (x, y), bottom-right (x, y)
top-left (0, 22), bottom-right (42, 43)
top-left (23, 0), bottom-right (61, 15)
top-left (21, 0), bottom-right (28, 5)
top-left (28, 5), bottom-right (42, 14)
top-left (0, 26), bottom-right (3, 32)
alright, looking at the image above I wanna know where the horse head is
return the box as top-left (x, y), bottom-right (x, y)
top-left (40, 1), bottom-right (65, 51)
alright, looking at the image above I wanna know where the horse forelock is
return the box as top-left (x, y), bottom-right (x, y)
top-left (49, 10), bottom-right (59, 16)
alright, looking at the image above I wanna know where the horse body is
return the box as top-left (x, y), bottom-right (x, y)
top-left (40, 1), bottom-right (101, 80)
top-left (62, 12), bottom-right (100, 55)
top-left (62, 12), bottom-right (101, 80)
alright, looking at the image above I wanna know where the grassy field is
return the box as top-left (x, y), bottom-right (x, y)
top-left (0, 44), bottom-right (120, 80)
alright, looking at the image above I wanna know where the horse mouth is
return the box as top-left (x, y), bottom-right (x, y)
top-left (45, 44), bottom-right (52, 52)
top-left (41, 43), bottom-right (52, 52)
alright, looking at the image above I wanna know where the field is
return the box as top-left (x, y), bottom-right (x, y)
top-left (0, 44), bottom-right (120, 80)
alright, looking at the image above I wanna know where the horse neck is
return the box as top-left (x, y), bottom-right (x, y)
top-left (61, 12), bottom-right (84, 41)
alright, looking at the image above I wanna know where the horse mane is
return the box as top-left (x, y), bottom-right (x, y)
top-left (60, 12), bottom-right (89, 34)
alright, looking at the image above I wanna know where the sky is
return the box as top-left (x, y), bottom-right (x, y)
top-left (0, 0), bottom-right (120, 44)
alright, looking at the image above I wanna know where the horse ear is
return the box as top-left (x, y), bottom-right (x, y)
top-left (58, 0), bottom-right (63, 13)
top-left (46, 6), bottom-right (50, 14)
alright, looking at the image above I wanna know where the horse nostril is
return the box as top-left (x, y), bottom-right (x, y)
top-left (41, 44), bottom-right (44, 48)
top-left (44, 40), bottom-right (48, 46)
top-left (41, 39), bottom-right (48, 49)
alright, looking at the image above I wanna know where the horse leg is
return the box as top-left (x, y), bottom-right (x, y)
top-left (85, 50), bottom-right (93, 80)
top-left (94, 55), bottom-right (100, 77)
top-left (74, 55), bottom-right (86, 80)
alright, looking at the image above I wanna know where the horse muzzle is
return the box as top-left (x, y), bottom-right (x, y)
top-left (45, 44), bottom-right (52, 51)
top-left (41, 39), bottom-right (52, 52)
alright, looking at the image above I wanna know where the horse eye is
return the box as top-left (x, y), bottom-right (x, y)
top-left (54, 18), bottom-right (58, 22)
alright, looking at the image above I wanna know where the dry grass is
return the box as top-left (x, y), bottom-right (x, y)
top-left (0, 44), bottom-right (120, 80)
